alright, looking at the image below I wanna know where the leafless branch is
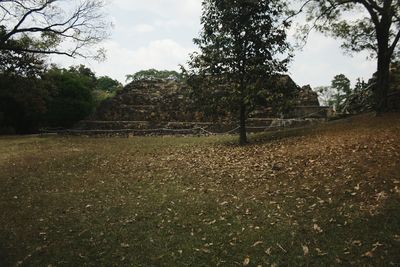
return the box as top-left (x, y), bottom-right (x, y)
top-left (0, 0), bottom-right (110, 59)
top-left (389, 29), bottom-right (400, 54)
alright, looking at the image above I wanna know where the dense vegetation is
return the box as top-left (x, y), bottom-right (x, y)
top-left (0, 63), bottom-right (122, 134)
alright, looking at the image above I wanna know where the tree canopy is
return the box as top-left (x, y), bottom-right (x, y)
top-left (189, 0), bottom-right (291, 144)
top-left (298, 0), bottom-right (400, 112)
top-left (41, 66), bottom-right (96, 128)
top-left (96, 76), bottom-right (122, 92)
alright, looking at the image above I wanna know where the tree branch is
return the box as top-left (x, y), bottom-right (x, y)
top-left (389, 29), bottom-right (400, 55)
top-left (4, 0), bottom-right (53, 41)
top-left (357, 0), bottom-right (381, 26)
top-left (0, 0), bottom-right (109, 59)
top-left (1, 46), bottom-right (79, 57)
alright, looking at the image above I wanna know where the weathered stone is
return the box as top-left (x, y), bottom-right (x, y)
top-left (84, 75), bottom-right (325, 133)
top-left (92, 79), bottom-right (196, 122)
top-left (297, 85), bottom-right (320, 106)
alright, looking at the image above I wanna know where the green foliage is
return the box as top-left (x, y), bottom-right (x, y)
top-left (42, 67), bottom-right (95, 127)
top-left (0, 39), bottom-right (48, 133)
top-left (0, 74), bottom-right (48, 133)
top-left (92, 76), bottom-right (122, 107)
top-left (68, 65), bottom-right (97, 87)
top-left (299, 0), bottom-right (400, 112)
top-left (300, 1), bottom-right (399, 58)
top-left (0, 33), bottom-right (46, 77)
top-left (96, 76), bottom-right (122, 92)
top-left (126, 69), bottom-right (183, 82)
top-left (0, 34), bottom-right (118, 132)
top-left (330, 74), bottom-right (352, 110)
top-left (189, 0), bottom-right (291, 143)
top-left (92, 90), bottom-right (116, 108)
top-left (354, 78), bottom-right (367, 92)
top-left (316, 75), bottom-right (370, 112)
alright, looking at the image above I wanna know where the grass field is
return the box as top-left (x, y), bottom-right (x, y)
top-left (1, 113), bottom-right (399, 266)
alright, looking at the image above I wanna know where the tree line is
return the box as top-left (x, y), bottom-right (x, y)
top-left (0, 63), bottom-right (122, 134)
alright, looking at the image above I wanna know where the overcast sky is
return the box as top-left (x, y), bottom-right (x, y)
top-left (51, 0), bottom-right (376, 88)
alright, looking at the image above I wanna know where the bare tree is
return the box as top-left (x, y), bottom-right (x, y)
top-left (0, 0), bottom-right (111, 59)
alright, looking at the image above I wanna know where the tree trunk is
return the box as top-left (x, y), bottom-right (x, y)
top-left (375, 51), bottom-right (391, 113)
top-left (374, 7), bottom-right (393, 114)
top-left (239, 102), bottom-right (247, 145)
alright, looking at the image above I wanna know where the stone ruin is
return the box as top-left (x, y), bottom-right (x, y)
top-left (76, 75), bottom-right (328, 134)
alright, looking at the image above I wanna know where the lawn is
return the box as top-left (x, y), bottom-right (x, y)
top-left (0, 113), bottom-right (399, 266)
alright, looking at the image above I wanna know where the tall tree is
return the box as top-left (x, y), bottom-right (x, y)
top-left (189, 0), bottom-right (291, 145)
top-left (0, 0), bottom-right (110, 59)
top-left (298, 0), bottom-right (400, 113)
top-left (331, 74), bottom-right (352, 110)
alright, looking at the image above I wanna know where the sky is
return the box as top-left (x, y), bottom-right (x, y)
top-left (51, 0), bottom-right (376, 88)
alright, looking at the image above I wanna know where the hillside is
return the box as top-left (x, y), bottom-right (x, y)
top-left (0, 113), bottom-right (399, 266)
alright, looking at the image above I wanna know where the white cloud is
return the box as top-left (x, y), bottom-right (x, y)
top-left (130, 39), bottom-right (194, 70)
top-left (112, 0), bottom-right (201, 27)
top-left (132, 24), bottom-right (155, 33)
top-left (52, 39), bottom-right (195, 83)
top-left (289, 31), bottom-right (376, 87)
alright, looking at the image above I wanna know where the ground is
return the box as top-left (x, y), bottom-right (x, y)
top-left (0, 113), bottom-right (399, 266)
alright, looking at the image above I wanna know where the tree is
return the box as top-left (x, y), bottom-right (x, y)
top-left (298, 0), bottom-right (400, 113)
top-left (0, 0), bottom-right (110, 59)
top-left (126, 69), bottom-right (183, 82)
top-left (315, 86), bottom-right (335, 106)
top-left (189, 0), bottom-right (291, 145)
top-left (96, 76), bottom-right (122, 93)
top-left (315, 74), bottom-right (354, 110)
top-left (331, 74), bottom-right (352, 110)
top-left (42, 66), bottom-right (95, 127)
top-left (354, 77), bottom-right (368, 92)
top-left (93, 76), bottom-right (122, 106)
top-left (0, 36), bottom-right (48, 134)
top-left (332, 74), bottom-right (351, 95)
top-left (0, 73), bottom-right (48, 133)
top-left (0, 35), bottom-right (45, 77)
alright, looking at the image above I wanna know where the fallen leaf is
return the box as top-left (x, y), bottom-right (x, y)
top-left (302, 244), bottom-right (309, 256)
top-left (120, 243), bottom-right (130, 248)
top-left (362, 251), bottom-right (374, 258)
top-left (313, 224), bottom-right (323, 233)
top-left (251, 241), bottom-right (263, 247)
top-left (243, 256), bottom-right (250, 266)
top-left (315, 248), bottom-right (327, 256)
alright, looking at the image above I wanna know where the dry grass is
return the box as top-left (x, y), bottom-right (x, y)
top-left (0, 113), bottom-right (399, 266)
